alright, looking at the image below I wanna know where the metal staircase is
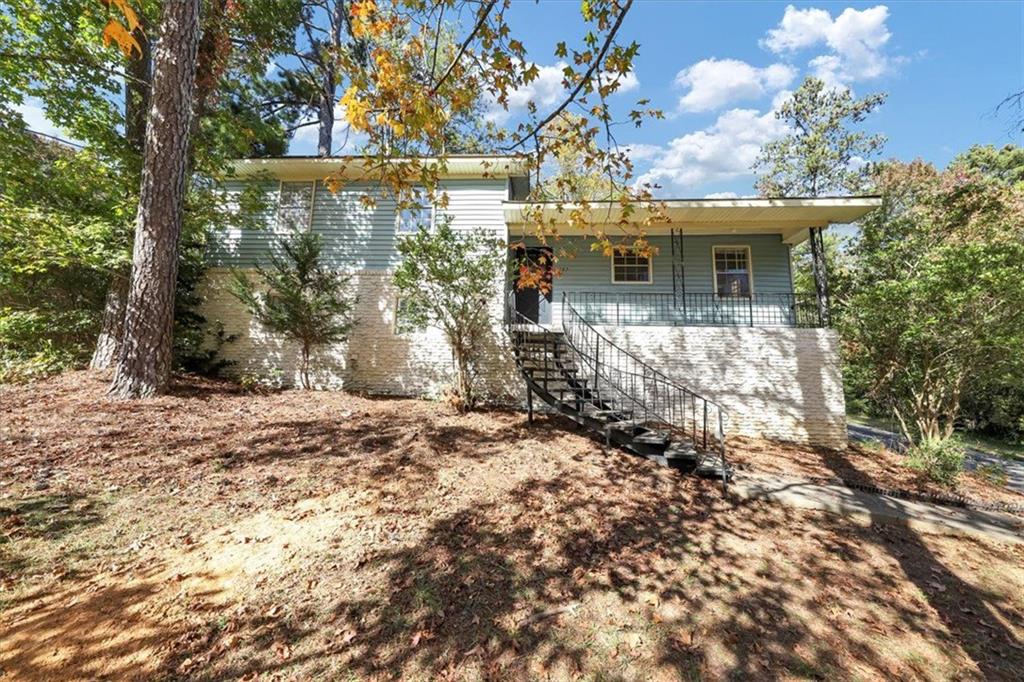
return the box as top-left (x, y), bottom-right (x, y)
top-left (506, 292), bottom-right (732, 492)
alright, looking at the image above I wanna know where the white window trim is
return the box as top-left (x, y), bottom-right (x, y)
top-left (395, 191), bottom-right (436, 235)
top-left (610, 250), bottom-right (654, 285)
top-left (711, 245), bottom-right (754, 296)
top-left (276, 180), bottom-right (316, 232)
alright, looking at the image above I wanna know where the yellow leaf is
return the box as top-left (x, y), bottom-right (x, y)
top-left (102, 19), bottom-right (142, 59)
top-left (105, 0), bottom-right (141, 33)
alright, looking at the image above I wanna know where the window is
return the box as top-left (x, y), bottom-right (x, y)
top-left (396, 189), bottom-right (434, 234)
top-left (713, 246), bottom-right (752, 296)
top-left (277, 181), bottom-right (314, 232)
top-left (612, 251), bottom-right (652, 284)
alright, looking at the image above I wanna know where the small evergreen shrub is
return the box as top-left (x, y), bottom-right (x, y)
top-left (231, 231), bottom-right (355, 389)
top-left (906, 438), bottom-right (965, 486)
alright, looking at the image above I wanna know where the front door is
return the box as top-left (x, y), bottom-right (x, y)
top-left (513, 247), bottom-right (553, 324)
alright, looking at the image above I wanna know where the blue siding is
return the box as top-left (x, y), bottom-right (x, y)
top-left (209, 178), bottom-right (508, 269)
top-left (526, 234), bottom-right (793, 295)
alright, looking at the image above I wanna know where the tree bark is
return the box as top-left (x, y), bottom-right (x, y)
top-left (90, 22), bottom-right (152, 370)
top-left (124, 20), bottom-right (152, 154)
top-left (109, 0), bottom-right (202, 399)
top-left (317, 85), bottom-right (335, 157)
top-left (315, 0), bottom-right (346, 157)
top-left (90, 274), bottom-right (128, 370)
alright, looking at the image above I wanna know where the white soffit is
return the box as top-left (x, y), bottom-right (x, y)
top-left (503, 197), bottom-right (881, 244)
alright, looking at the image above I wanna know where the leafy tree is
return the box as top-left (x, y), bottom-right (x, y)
top-left (1, 0), bottom-right (299, 385)
top-left (950, 145), bottom-right (1024, 440)
top-left (393, 220), bottom-right (504, 411)
top-left (231, 231), bottom-right (355, 389)
top-left (535, 112), bottom-right (616, 201)
top-left (0, 121), bottom-right (129, 381)
top-left (754, 77), bottom-right (887, 197)
top-left (336, 0), bottom-right (665, 267)
top-left (840, 156), bottom-right (1024, 444)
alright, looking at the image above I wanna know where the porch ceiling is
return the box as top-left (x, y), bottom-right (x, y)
top-left (503, 196), bottom-right (882, 245)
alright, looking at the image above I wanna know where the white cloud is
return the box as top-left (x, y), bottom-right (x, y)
top-left (636, 108), bottom-right (788, 191)
top-left (622, 142), bottom-right (662, 162)
top-left (674, 58), bottom-right (796, 112)
top-left (762, 5), bottom-right (894, 86)
top-left (704, 191), bottom-right (739, 199)
top-left (14, 97), bottom-right (79, 144)
top-left (762, 6), bottom-right (834, 53)
top-left (487, 62), bottom-right (640, 123)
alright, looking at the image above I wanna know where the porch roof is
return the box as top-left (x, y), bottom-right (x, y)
top-left (502, 195), bottom-right (882, 245)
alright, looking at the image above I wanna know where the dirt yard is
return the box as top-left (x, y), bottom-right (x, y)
top-left (2, 371), bottom-right (1023, 681)
top-left (728, 436), bottom-right (1024, 509)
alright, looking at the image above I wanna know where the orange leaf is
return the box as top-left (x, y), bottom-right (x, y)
top-left (101, 19), bottom-right (142, 58)
top-left (105, 0), bottom-right (141, 33)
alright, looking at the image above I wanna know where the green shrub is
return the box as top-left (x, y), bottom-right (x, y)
top-left (0, 308), bottom-right (98, 382)
top-left (906, 438), bottom-right (965, 486)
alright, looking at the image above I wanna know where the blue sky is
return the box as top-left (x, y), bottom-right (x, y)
top-left (480, 0), bottom-right (1023, 198)
top-left (17, 2), bottom-right (1022, 198)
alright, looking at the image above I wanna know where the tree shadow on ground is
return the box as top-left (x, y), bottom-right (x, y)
top-left (0, 492), bottom-right (106, 578)
top-left (818, 448), bottom-right (1024, 679)
top-left (1, 568), bottom-right (222, 681)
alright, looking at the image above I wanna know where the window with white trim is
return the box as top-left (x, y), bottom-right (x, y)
top-left (396, 189), bottom-right (434, 234)
top-left (713, 246), bottom-right (752, 296)
top-left (276, 181), bottom-right (314, 231)
top-left (612, 251), bottom-right (652, 284)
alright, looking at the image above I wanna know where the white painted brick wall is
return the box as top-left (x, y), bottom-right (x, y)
top-left (199, 272), bottom-right (846, 448)
top-left (594, 326), bottom-right (848, 449)
top-left (198, 269), bottom-right (524, 401)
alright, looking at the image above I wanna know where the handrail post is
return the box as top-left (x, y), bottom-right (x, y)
top-left (718, 411), bottom-right (727, 494)
top-left (703, 401), bottom-right (708, 450)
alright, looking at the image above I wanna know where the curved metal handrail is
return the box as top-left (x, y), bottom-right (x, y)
top-left (560, 293), bottom-right (729, 490)
top-left (504, 289), bottom-right (729, 491)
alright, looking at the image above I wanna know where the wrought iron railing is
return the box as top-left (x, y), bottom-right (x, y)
top-left (564, 291), bottom-right (822, 327)
top-left (559, 294), bottom-right (728, 490)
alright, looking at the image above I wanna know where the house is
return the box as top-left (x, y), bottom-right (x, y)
top-left (200, 155), bottom-right (880, 454)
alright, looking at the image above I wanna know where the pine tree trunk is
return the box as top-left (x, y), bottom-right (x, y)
top-left (91, 23), bottom-right (151, 369)
top-left (300, 343), bottom-right (311, 389)
top-left (109, 0), bottom-right (202, 399)
top-left (315, 0), bottom-right (345, 157)
top-left (90, 274), bottom-right (128, 370)
top-left (317, 86), bottom-right (334, 157)
top-left (124, 19), bottom-right (152, 154)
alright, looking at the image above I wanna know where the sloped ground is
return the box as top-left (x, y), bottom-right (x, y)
top-left (729, 436), bottom-right (1024, 509)
top-left (1, 371), bottom-right (1023, 681)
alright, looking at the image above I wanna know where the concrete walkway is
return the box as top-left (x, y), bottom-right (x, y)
top-left (848, 423), bottom-right (1024, 494)
top-left (731, 471), bottom-right (1024, 545)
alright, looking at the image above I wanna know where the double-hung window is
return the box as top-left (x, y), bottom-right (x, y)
top-left (713, 246), bottom-right (752, 297)
top-left (396, 189), bottom-right (434, 235)
top-left (277, 181), bottom-right (315, 232)
top-left (611, 251), bottom-right (652, 284)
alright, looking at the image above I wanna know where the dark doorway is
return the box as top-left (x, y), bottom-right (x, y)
top-left (513, 246), bottom-right (553, 324)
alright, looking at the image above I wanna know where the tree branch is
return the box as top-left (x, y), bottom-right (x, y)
top-left (503, 0), bottom-right (633, 151)
top-left (429, 0), bottom-right (497, 96)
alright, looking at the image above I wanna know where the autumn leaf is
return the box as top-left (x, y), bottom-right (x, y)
top-left (273, 641), bottom-right (291, 660)
top-left (103, 0), bottom-right (141, 33)
top-left (410, 629), bottom-right (433, 647)
top-left (101, 19), bottom-right (142, 59)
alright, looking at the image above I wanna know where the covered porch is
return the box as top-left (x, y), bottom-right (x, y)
top-left (504, 196), bottom-right (881, 329)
